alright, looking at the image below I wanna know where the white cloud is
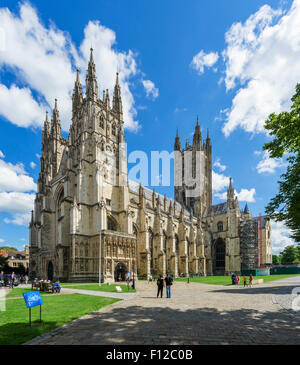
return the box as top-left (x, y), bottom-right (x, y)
top-left (222, 1), bottom-right (300, 136)
top-left (235, 188), bottom-right (256, 202)
top-left (271, 220), bottom-right (296, 254)
top-left (215, 187), bottom-right (256, 202)
top-left (0, 153), bottom-right (36, 226)
top-left (190, 50), bottom-right (219, 75)
top-left (30, 161), bottom-right (36, 169)
top-left (0, 150), bottom-right (4, 158)
top-left (212, 171), bottom-right (230, 192)
top-left (213, 158), bottom-right (226, 172)
top-left (0, 238), bottom-right (5, 243)
top-left (256, 151), bottom-right (285, 174)
top-left (0, 158), bottom-right (36, 193)
top-left (142, 79), bottom-right (159, 100)
top-left (36, 153), bottom-right (41, 159)
top-left (0, 3), bottom-right (156, 132)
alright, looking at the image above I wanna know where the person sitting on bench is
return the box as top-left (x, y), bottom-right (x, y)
top-left (53, 280), bottom-right (61, 293)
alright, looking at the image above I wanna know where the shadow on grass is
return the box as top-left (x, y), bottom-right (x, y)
top-left (23, 302), bottom-right (300, 345)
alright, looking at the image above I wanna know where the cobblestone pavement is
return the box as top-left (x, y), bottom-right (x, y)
top-left (25, 278), bottom-right (300, 345)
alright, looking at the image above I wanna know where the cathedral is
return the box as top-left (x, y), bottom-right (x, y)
top-left (29, 49), bottom-right (272, 282)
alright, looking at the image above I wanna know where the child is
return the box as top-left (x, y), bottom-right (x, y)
top-left (249, 274), bottom-right (253, 287)
top-left (236, 275), bottom-right (240, 286)
top-left (243, 276), bottom-right (248, 287)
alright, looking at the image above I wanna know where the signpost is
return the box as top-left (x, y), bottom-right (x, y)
top-left (23, 291), bottom-right (43, 327)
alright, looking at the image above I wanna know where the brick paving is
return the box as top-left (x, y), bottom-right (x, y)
top-left (25, 278), bottom-right (300, 345)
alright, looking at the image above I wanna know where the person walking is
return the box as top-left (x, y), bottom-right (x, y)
top-left (157, 275), bottom-right (164, 298)
top-left (148, 274), bottom-right (153, 283)
top-left (10, 272), bottom-right (15, 288)
top-left (243, 275), bottom-right (248, 288)
top-left (249, 274), bottom-right (253, 288)
top-left (0, 271), bottom-right (4, 288)
top-left (25, 274), bottom-right (29, 285)
top-left (165, 273), bottom-right (173, 298)
top-left (236, 275), bottom-right (240, 286)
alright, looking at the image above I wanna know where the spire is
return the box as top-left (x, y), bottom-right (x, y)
top-left (227, 177), bottom-right (235, 201)
top-left (43, 111), bottom-right (50, 134)
top-left (72, 69), bottom-right (83, 107)
top-left (86, 48), bottom-right (98, 101)
top-left (51, 99), bottom-right (61, 137)
top-left (243, 203), bottom-right (250, 214)
top-left (193, 116), bottom-right (202, 150)
top-left (105, 89), bottom-right (110, 108)
top-left (174, 129), bottom-right (181, 151)
top-left (112, 72), bottom-right (123, 116)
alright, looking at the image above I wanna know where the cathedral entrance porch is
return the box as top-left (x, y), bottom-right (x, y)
top-left (114, 262), bottom-right (127, 282)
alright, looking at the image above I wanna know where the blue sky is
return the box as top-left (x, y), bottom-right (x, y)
top-left (0, 0), bottom-right (298, 253)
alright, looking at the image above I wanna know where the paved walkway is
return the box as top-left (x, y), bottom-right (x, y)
top-left (25, 277), bottom-right (300, 345)
top-left (61, 287), bottom-right (137, 300)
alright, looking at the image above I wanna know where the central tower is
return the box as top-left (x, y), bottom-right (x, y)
top-left (174, 118), bottom-right (212, 216)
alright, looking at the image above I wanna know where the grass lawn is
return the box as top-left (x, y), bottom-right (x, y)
top-left (6, 288), bottom-right (56, 298)
top-left (62, 283), bottom-right (136, 293)
top-left (174, 274), bottom-right (300, 285)
top-left (0, 293), bottom-right (120, 345)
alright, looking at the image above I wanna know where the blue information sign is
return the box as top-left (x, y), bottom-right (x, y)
top-left (23, 291), bottom-right (43, 308)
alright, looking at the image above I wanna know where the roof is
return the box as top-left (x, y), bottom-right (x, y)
top-left (128, 180), bottom-right (189, 214)
top-left (205, 202), bottom-right (227, 216)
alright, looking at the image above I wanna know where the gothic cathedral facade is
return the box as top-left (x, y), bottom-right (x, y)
top-left (29, 50), bottom-right (272, 282)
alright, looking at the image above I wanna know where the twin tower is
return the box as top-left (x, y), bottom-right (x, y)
top-left (174, 118), bottom-right (212, 218)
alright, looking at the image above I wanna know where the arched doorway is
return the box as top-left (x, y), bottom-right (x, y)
top-left (214, 238), bottom-right (226, 275)
top-left (114, 262), bottom-right (127, 282)
top-left (47, 261), bottom-right (54, 281)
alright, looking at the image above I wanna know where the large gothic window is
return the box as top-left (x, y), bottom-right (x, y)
top-left (149, 229), bottom-right (154, 272)
top-left (175, 235), bottom-right (179, 254)
top-left (215, 239), bottom-right (225, 268)
top-left (107, 216), bottom-right (117, 231)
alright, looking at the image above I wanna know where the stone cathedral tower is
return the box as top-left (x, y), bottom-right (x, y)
top-left (174, 118), bottom-right (212, 217)
top-left (29, 50), bottom-right (272, 282)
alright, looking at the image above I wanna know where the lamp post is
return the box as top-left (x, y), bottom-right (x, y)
top-left (132, 251), bottom-right (135, 290)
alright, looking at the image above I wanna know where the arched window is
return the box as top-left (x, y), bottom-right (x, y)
top-left (215, 239), bottom-right (225, 268)
top-left (149, 228), bottom-right (154, 272)
top-left (107, 216), bottom-right (117, 231)
top-left (217, 221), bottom-right (223, 232)
top-left (112, 123), bottom-right (116, 136)
top-left (99, 116), bottom-right (104, 129)
top-left (57, 188), bottom-right (64, 218)
top-left (163, 232), bottom-right (167, 252)
top-left (175, 235), bottom-right (179, 254)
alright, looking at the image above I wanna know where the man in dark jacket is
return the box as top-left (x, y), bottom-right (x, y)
top-left (165, 273), bottom-right (173, 298)
top-left (157, 275), bottom-right (164, 298)
top-left (0, 271), bottom-right (4, 288)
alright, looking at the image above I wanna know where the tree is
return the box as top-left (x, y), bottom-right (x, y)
top-left (272, 254), bottom-right (280, 264)
top-left (279, 245), bottom-right (299, 264)
top-left (0, 256), bottom-right (9, 271)
top-left (263, 83), bottom-right (300, 243)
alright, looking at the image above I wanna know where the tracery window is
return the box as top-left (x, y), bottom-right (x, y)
top-left (217, 221), bottom-right (223, 232)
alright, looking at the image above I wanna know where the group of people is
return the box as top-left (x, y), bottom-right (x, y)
top-left (33, 278), bottom-right (61, 293)
top-left (231, 273), bottom-right (253, 287)
top-left (152, 273), bottom-right (174, 298)
top-left (0, 271), bottom-right (29, 288)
